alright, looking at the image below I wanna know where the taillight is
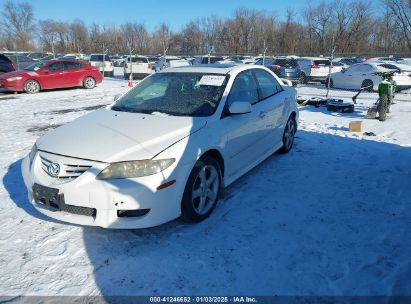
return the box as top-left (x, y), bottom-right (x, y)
top-left (124, 63), bottom-right (128, 69)
top-left (148, 64), bottom-right (152, 69)
top-left (110, 62), bottom-right (113, 67)
top-left (272, 65), bottom-right (281, 69)
top-left (310, 64), bottom-right (320, 68)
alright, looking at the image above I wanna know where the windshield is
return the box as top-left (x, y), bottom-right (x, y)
top-left (24, 61), bottom-right (47, 71)
top-left (112, 72), bottom-right (228, 117)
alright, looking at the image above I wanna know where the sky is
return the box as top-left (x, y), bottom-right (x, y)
top-left (8, 0), bottom-right (321, 31)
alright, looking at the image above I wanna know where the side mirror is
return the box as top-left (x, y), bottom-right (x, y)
top-left (281, 78), bottom-right (293, 86)
top-left (113, 94), bottom-right (121, 101)
top-left (228, 101), bottom-right (252, 115)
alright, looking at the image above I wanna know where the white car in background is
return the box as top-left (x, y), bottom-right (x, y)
top-left (89, 54), bottom-right (114, 77)
top-left (21, 64), bottom-right (298, 229)
top-left (329, 62), bottom-right (411, 91)
top-left (123, 56), bottom-right (152, 80)
top-left (297, 57), bottom-right (339, 83)
top-left (154, 56), bottom-right (190, 71)
top-left (193, 55), bottom-right (225, 65)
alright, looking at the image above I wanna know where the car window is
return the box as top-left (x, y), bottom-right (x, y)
top-left (314, 60), bottom-right (330, 66)
top-left (254, 69), bottom-right (283, 100)
top-left (357, 65), bottom-right (373, 73)
top-left (129, 57), bottom-right (148, 63)
top-left (378, 64), bottom-right (400, 71)
top-left (64, 62), bottom-right (83, 70)
top-left (0, 54), bottom-right (12, 63)
top-left (255, 59), bottom-right (263, 65)
top-left (227, 71), bottom-right (259, 106)
top-left (274, 59), bottom-right (298, 68)
top-left (48, 62), bottom-right (65, 71)
top-left (201, 57), bottom-right (224, 64)
top-left (90, 55), bottom-right (110, 62)
top-left (345, 65), bottom-right (360, 73)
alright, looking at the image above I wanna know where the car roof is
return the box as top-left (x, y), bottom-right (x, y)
top-left (159, 64), bottom-right (262, 75)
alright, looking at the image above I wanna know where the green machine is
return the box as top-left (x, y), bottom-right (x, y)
top-left (377, 72), bottom-right (396, 121)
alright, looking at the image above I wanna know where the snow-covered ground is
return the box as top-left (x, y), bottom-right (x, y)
top-left (0, 69), bottom-right (410, 297)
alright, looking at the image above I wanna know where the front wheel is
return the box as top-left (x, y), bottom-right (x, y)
top-left (279, 116), bottom-right (297, 154)
top-left (181, 157), bottom-right (222, 222)
top-left (24, 80), bottom-right (40, 94)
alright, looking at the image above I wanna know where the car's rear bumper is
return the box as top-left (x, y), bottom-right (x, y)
top-left (309, 76), bottom-right (328, 83)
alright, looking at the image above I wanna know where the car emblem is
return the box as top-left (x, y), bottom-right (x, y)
top-left (47, 162), bottom-right (60, 177)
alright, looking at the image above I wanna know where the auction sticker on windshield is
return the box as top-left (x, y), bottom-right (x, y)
top-left (198, 75), bottom-right (225, 86)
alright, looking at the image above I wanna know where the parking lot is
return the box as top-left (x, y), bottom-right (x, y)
top-left (1, 68), bottom-right (410, 296)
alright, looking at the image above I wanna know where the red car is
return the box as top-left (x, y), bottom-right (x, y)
top-left (0, 59), bottom-right (103, 94)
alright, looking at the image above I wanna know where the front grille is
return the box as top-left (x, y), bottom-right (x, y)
top-left (33, 183), bottom-right (96, 218)
top-left (62, 204), bottom-right (96, 217)
top-left (40, 154), bottom-right (92, 180)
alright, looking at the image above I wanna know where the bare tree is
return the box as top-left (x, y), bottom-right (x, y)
top-left (386, 0), bottom-right (411, 50)
top-left (1, 1), bottom-right (36, 50)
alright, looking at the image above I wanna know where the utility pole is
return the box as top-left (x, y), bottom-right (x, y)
top-left (102, 45), bottom-right (108, 79)
top-left (262, 40), bottom-right (268, 66)
top-left (326, 34), bottom-right (336, 99)
top-left (129, 48), bottom-right (134, 81)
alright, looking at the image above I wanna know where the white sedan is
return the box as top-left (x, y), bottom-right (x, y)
top-left (329, 62), bottom-right (411, 91)
top-left (21, 65), bottom-right (298, 229)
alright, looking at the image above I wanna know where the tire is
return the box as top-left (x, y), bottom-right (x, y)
top-left (299, 73), bottom-right (307, 84)
top-left (23, 80), bottom-right (40, 94)
top-left (181, 156), bottom-right (222, 222)
top-left (83, 77), bottom-right (96, 89)
top-left (124, 73), bottom-right (130, 80)
top-left (361, 79), bottom-right (373, 92)
top-left (279, 115), bottom-right (297, 154)
top-left (326, 101), bottom-right (354, 113)
top-left (379, 95), bottom-right (388, 121)
top-left (110, 71), bottom-right (114, 78)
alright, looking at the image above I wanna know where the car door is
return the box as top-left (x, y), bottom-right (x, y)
top-left (344, 65), bottom-right (364, 89)
top-left (253, 69), bottom-right (287, 145)
top-left (223, 70), bottom-right (267, 178)
top-left (39, 62), bottom-right (67, 89)
top-left (63, 61), bottom-right (84, 87)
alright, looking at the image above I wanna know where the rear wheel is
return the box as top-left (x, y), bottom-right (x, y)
top-left (361, 79), bottom-right (373, 92)
top-left (279, 116), bottom-right (296, 154)
top-left (23, 80), bottom-right (40, 94)
top-left (83, 77), bottom-right (96, 89)
top-left (181, 157), bottom-right (222, 222)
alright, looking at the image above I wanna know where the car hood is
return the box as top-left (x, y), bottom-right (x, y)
top-left (37, 109), bottom-right (207, 163)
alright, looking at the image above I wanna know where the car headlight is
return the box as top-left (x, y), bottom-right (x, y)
top-left (29, 144), bottom-right (38, 163)
top-left (97, 159), bottom-right (175, 179)
top-left (7, 76), bottom-right (23, 81)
